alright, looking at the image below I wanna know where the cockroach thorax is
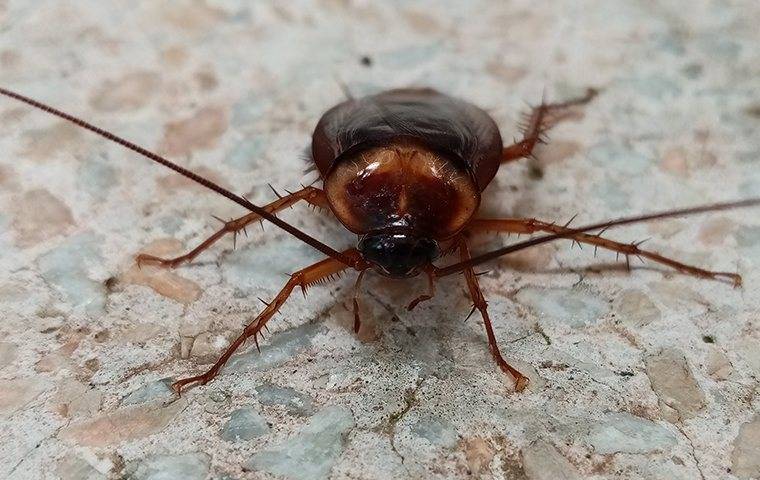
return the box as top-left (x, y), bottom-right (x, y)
top-left (324, 139), bottom-right (480, 239)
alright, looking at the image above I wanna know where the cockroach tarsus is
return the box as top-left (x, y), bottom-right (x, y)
top-left (2, 86), bottom-right (758, 394)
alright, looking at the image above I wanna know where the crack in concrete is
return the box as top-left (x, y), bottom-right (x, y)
top-left (675, 424), bottom-right (706, 480)
top-left (7, 424), bottom-right (64, 479)
top-left (642, 362), bottom-right (706, 480)
top-left (377, 376), bottom-right (425, 470)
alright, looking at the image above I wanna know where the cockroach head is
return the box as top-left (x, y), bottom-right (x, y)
top-left (358, 231), bottom-right (439, 278)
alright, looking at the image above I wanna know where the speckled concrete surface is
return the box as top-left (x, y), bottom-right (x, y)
top-left (1, 1), bottom-right (759, 479)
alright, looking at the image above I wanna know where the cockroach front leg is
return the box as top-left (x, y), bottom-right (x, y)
top-left (468, 218), bottom-right (742, 286)
top-left (457, 240), bottom-right (529, 392)
top-left (137, 186), bottom-right (328, 268)
top-left (502, 88), bottom-right (598, 163)
top-left (173, 249), bottom-right (363, 393)
top-left (407, 267), bottom-right (436, 311)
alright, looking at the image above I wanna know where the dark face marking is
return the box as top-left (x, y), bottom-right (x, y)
top-left (358, 233), bottom-right (439, 278)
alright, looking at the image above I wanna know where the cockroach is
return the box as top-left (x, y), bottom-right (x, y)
top-left (2, 86), bottom-right (758, 393)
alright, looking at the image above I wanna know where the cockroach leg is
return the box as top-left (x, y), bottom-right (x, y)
top-left (173, 249), bottom-right (363, 394)
top-left (502, 88), bottom-right (598, 163)
top-left (468, 218), bottom-right (742, 286)
top-left (137, 186), bottom-right (329, 268)
top-left (407, 267), bottom-right (436, 311)
top-left (457, 240), bottom-right (529, 392)
top-left (352, 270), bottom-right (367, 333)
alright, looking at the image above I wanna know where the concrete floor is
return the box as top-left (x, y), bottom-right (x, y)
top-left (1, 1), bottom-right (759, 479)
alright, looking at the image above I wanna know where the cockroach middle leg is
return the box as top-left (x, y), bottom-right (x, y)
top-left (137, 186), bottom-right (329, 268)
top-left (173, 249), bottom-right (364, 393)
top-left (352, 270), bottom-right (367, 333)
top-left (458, 240), bottom-right (529, 392)
top-left (502, 88), bottom-right (598, 163)
top-left (468, 218), bottom-right (742, 286)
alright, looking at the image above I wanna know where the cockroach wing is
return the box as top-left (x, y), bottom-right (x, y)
top-left (311, 88), bottom-right (503, 191)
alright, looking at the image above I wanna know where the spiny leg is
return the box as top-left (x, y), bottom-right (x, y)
top-left (407, 268), bottom-right (436, 311)
top-left (502, 88), bottom-right (598, 163)
top-left (468, 218), bottom-right (741, 286)
top-left (458, 240), bottom-right (529, 392)
top-left (137, 186), bottom-right (328, 268)
top-left (172, 249), bottom-right (363, 394)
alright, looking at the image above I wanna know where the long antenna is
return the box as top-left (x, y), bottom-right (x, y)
top-left (436, 198), bottom-right (760, 277)
top-left (0, 87), bottom-right (354, 267)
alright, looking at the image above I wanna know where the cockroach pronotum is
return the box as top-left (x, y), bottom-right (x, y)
top-left (2, 86), bottom-right (758, 393)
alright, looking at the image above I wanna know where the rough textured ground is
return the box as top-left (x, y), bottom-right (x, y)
top-left (1, 1), bottom-right (759, 479)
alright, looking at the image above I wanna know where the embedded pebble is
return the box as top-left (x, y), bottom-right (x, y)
top-left (246, 406), bottom-right (354, 480)
top-left (697, 217), bottom-right (734, 246)
top-left (615, 289), bottom-right (661, 327)
top-left (515, 287), bottom-right (608, 328)
top-left (120, 265), bottom-right (201, 305)
top-left (735, 338), bottom-right (760, 377)
top-left (588, 141), bottom-right (652, 175)
top-left (52, 380), bottom-right (102, 418)
top-left (223, 241), bottom-right (322, 291)
top-left (622, 74), bottom-right (682, 100)
top-left (159, 106), bottom-right (228, 156)
top-left (89, 71), bottom-right (160, 112)
top-left (179, 316), bottom-right (213, 338)
top-left (731, 416), bottom-right (760, 479)
top-left (120, 323), bottom-right (167, 344)
top-left (37, 233), bottom-right (105, 314)
top-left (220, 407), bottom-right (270, 442)
top-left (225, 322), bottom-right (325, 373)
top-left (13, 189), bottom-right (74, 247)
top-left (0, 378), bottom-right (50, 416)
top-left (706, 349), bottom-right (733, 380)
top-left (189, 332), bottom-right (230, 359)
top-left (127, 453), bottom-right (210, 480)
top-left (522, 440), bottom-right (581, 480)
top-left (59, 400), bottom-right (185, 447)
top-left (77, 153), bottom-right (118, 201)
top-left (660, 146), bottom-right (689, 175)
top-left (536, 140), bottom-right (581, 165)
top-left (0, 342), bottom-right (18, 366)
top-left (255, 382), bottom-right (315, 416)
top-left (591, 180), bottom-right (632, 212)
top-left (121, 378), bottom-right (175, 406)
top-left (56, 455), bottom-right (107, 480)
top-left (121, 239), bottom-right (202, 304)
top-left (20, 122), bottom-right (84, 161)
top-left (498, 243), bottom-right (554, 271)
top-left (462, 437), bottom-right (495, 475)
top-left (736, 225), bottom-right (760, 262)
top-left (225, 138), bottom-right (266, 170)
top-left (645, 349), bottom-right (706, 421)
top-left (231, 92), bottom-right (270, 129)
top-left (588, 412), bottom-right (677, 454)
top-left (410, 414), bottom-right (459, 449)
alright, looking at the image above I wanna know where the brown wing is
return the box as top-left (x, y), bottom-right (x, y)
top-left (311, 88), bottom-right (503, 191)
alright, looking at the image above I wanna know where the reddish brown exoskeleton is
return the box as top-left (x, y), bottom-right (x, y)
top-left (2, 86), bottom-right (757, 393)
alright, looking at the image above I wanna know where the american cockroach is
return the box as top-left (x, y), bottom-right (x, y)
top-left (2, 86), bottom-right (758, 393)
